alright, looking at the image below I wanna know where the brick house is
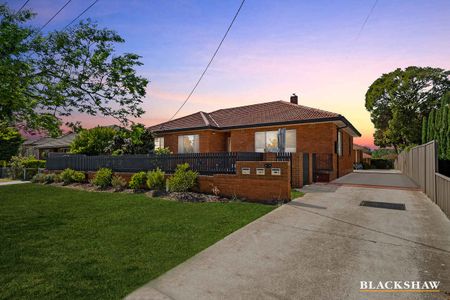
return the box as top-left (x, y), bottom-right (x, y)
top-left (149, 95), bottom-right (360, 185)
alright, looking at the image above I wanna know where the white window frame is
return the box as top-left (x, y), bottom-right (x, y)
top-left (178, 134), bottom-right (200, 153)
top-left (255, 129), bottom-right (296, 153)
top-left (154, 137), bottom-right (164, 149)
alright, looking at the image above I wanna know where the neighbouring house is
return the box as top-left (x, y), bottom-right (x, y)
top-left (149, 94), bottom-right (361, 184)
top-left (22, 133), bottom-right (77, 159)
top-left (353, 144), bottom-right (372, 165)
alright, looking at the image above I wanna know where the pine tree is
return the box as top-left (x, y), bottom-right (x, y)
top-left (421, 116), bottom-right (428, 144)
top-left (436, 102), bottom-right (448, 159)
top-left (428, 110), bottom-right (435, 141)
top-left (440, 105), bottom-right (448, 158)
top-left (435, 106), bottom-right (442, 156)
top-left (447, 107), bottom-right (450, 160)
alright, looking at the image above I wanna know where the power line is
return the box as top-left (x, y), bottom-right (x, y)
top-left (16, 0), bottom-right (31, 13)
top-left (167, 0), bottom-right (246, 121)
top-left (355, 0), bottom-right (378, 42)
top-left (37, 0), bottom-right (72, 33)
top-left (63, 0), bottom-right (99, 30)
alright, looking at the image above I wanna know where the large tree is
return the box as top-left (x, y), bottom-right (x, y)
top-left (365, 66), bottom-right (449, 152)
top-left (0, 4), bottom-right (148, 136)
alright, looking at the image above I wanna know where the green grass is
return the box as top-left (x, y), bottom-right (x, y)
top-left (291, 190), bottom-right (305, 199)
top-left (0, 184), bottom-right (274, 299)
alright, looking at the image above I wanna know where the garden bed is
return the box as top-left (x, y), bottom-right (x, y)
top-left (40, 181), bottom-right (235, 203)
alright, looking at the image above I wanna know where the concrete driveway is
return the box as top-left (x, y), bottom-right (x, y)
top-left (127, 184), bottom-right (450, 300)
top-left (332, 170), bottom-right (418, 189)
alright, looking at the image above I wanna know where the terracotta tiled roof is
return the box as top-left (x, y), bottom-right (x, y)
top-left (150, 100), bottom-right (360, 136)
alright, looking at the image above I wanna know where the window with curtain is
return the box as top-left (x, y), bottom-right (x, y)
top-left (178, 135), bottom-right (199, 153)
top-left (154, 137), bottom-right (164, 149)
top-left (255, 129), bottom-right (296, 152)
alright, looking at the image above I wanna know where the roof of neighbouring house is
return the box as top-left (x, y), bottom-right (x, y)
top-left (27, 133), bottom-right (77, 149)
top-left (363, 152), bottom-right (372, 158)
top-left (149, 100), bottom-right (361, 137)
top-left (353, 144), bottom-right (371, 153)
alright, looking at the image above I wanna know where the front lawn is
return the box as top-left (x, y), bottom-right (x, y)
top-left (0, 184), bottom-right (274, 299)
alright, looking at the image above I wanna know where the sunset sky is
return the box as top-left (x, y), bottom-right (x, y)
top-left (9, 0), bottom-right (450, 148)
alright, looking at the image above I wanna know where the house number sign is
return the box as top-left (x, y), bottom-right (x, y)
top-left (241, 167), bottom-right (251, 175)
top-left (271, 168), bottom-right (281, 176)
top-left (256, 168), bottom-right (265, 175)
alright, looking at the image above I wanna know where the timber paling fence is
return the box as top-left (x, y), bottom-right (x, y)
top-left (46, 152), bottom-right (264, 175)
top-left (395, 141), bottom-right (450, 218)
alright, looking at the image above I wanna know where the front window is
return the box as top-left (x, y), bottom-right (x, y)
top-left (337, 131), bottom-right (343, 156)
top-left (255, 129), bottom-right (296, 152)
top-left (178, 135), bottom-right (199, 153)
top-left (155, 137), bottom-right (164, 149)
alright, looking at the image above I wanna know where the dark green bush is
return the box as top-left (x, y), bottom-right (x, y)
top-left (129, 172), bottom-right (147, 190)
top-left (92, 168), bottom-right (113, 189)
top-left (167, 163), bottom-right (198, 192)
top-left (111, 175), bottom-right (128, 191)
top-left (370, 159), bottom-right (394, 169)
top-left (147, 168), bottom-right (165, 190)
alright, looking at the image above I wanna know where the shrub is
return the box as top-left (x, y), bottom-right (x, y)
top-left (60, 168), bottom-right (85, 184)
top-left (111, 175), bottom-right (128, 191)
top-left (154, 147), bottom-right (172, 155)
top-left (129, 171), bottom-right (147, 190)
top-left (167, 163), bottom-right (198, 192)
top-left (44, 173), bottom-right (60, 184)
top-left (92, 168), bottom-right (113, 189)
top-left (147, 168), bottom-right (165, 190)
top-left (8, 156), bottom-right (45, 179)
top-left (60, 168), bottom-right (76, 184)
top-left (72, 171), bottom-right (85, 183)
top-left (31, 173), bottom-right (46, 183)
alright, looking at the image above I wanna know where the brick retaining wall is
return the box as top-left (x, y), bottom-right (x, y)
top-left (83, 160), bottom-right (291, 203)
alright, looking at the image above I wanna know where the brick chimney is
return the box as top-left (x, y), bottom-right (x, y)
top-left (290, 93), bottom-right (298, 105)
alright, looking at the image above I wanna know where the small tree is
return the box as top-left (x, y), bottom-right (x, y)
top-left (0, 123), bottom-right (23, 161)
top-left (70, 127), bottom-right (117, 155)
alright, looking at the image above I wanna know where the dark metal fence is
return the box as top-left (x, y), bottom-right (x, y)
top-left (46, 152), bottom-right (264, 175)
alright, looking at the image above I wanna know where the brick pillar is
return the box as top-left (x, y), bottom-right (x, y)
top-left (291, 152), bottom-right (302, 188)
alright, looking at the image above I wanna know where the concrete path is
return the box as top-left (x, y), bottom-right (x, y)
top-left (126, 185), bottom-right (450, 300)
top-left (332, 170), bottom-right (418, 189)
top-left (0, 180), bottom-right (29, 186)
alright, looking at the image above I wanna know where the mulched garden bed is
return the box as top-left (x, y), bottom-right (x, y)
top-left (41, 182), bottom-right (234, 203)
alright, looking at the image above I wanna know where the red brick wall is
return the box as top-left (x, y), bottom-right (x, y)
top-left (229, 123), bottom-right (336, 153)
top-left (86, 161), bottom-right (291, 203)
top-left (155, 122), bottom-right (355, 181)
top-left (158, 130), bottom-right (227, 154)
top-left (197, 161), bottom-right (291, 202)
